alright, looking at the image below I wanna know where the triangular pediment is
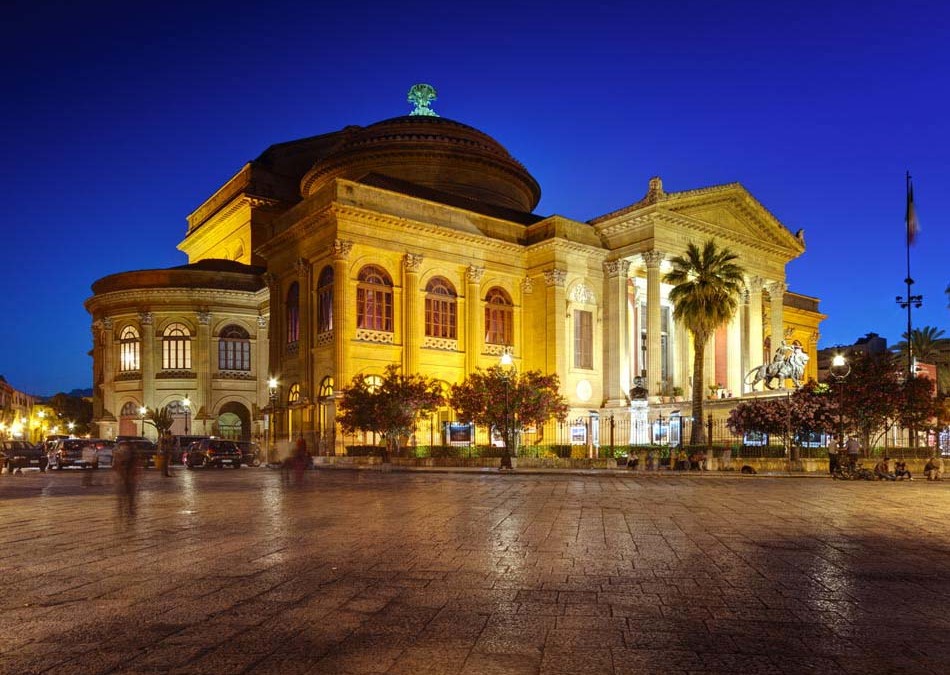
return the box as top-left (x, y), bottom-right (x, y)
top-left (592, 180), bottom-right (805, 261)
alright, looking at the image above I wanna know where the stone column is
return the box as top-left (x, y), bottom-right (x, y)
top-left (726, 308), bottom-right (742, 396)
top-left (766, 280), bottom-right (786, 359)
top-left (543, 268), bottom-right (567, 378)
top-left (403, 253), bottom-right (423, 374)
top-left (196, 310), bottom-right (211, 431)
top-left (642, 251), bottom-right (664, 397)
top-left (140, 312), bottom-right (155, 408)
top-left (100, 318), bottom-right (115, 426)
top-left (675, 315), bottom-right (691, 397)
top-left (256, 315), bottom-right (269, 436)
top-left (603, 258), bottom-right (631, 406)
top-left (747, 277), bottom-right (765, 383)
top-left (295, 258), bottom-right (313, 403)
top-left (465, 265), bottom-right (484, 376)
top-left (332, 240), bottom-right (352, 455)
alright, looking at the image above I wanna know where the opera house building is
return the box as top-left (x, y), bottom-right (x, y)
top-left (85, 87), bottom-right (822, 452)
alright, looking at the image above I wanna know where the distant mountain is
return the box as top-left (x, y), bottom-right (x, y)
top-left (68, 388), bottom-right (93, 398)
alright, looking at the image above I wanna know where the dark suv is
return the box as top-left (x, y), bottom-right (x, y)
top-left (184, 438), bottom-right (242, 469)
top-left (1, 440), bottom-right (48, 473)
top-left (233, 440), bottom-right (262, 467)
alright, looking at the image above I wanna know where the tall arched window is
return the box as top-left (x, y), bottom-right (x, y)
top-left (288, 383), bottom-right (301, 403)
top-left (425, 277), bottom-right (457, 339)
top-left (218, 324), bottom-right (251, 371)
top-left (162, 323), bottom-right (192, 370)
top-left (119, 326), bottom-right (140, 372)
top-left (317, 266), bottom-right (333, 333)
top-left (484, 287), bottom-right (513, 345)
top-left (357, 265), bottom-right (393, 332)
top-left (286, 282), bottom-right (300, 344)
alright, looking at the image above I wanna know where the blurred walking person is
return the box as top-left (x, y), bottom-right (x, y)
top-left (113, 440), bottom-right (141, 522)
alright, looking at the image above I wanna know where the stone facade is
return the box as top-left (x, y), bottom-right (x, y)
top-left (86, 102), bottom-right (823, 451)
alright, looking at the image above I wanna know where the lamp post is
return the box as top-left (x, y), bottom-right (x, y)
top-left (139, 406), bottom-right (148, 438)
top-left (499, 348), bottom-right (515, 470)
top-left (830, 354), bottom-right (851, 446)
top-left (268, 377), bottom-right (279, 464)
top-left (182, 396), bottom-right (191, 435)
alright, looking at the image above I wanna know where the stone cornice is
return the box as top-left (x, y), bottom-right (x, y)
top-left (524, 237), bottom-right (605, 258)
top-left (86, 287), bottom-right (267, 314)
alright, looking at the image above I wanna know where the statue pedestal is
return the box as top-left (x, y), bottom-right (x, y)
top-left (629, 400), bottom-right (649, 445)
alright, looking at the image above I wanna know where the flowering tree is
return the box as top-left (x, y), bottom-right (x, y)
top-left (726, 382), bottom-right (836, 457)
top-left (449, 366), bottom-right (568, 468)
top-left (834, 352), bottom-right (903, 450)
top-left (337, 364), bottom-right (444, 461)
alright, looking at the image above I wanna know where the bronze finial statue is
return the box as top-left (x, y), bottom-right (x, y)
top-left (408, 83), bottom-right (438, 117)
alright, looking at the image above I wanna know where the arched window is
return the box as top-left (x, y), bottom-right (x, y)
top-left (317, 266), bottom-right (333, 333)
top-left (363, 374), bottom-right (383, 393)
top-left (357, 266), bottom-right (393, 332)
top-left (319, 376), bottom-right (334, 398)
top-left (162, 323), bottom-right (192, 370)
top-left (425, 277), bottom-right (457, 339)
top-left (119, 326), bottom-right (140, 372)
top-left (288, 383), bottom-right (301, 403)
top-left (286, 282), bottom-right (300, 344)
top-left (484, 287), bottom-right (513, 345)
top-left (218, 324), bottom-right (251, 371)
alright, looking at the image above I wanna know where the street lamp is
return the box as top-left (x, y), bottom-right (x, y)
top-left (268, 377), bottom-right (279, 463)
top-left (182, 396), bottom-right (191, 435)
top-left (139, 406), bottom-right (148, 438)
top-left (499, 348), bottom-right (515, 470)
top-left (830, 354), bottom-right (851, 446)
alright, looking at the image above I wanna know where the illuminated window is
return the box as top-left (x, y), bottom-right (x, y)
top-left (286, 282), bottom-right (300, 344)
top-left (317, 266), bottom-right (333, 333)
top-left (162, 323), bottom-right (191, 370)
top-left (425, 277), bottom-right (457, 339)
top-left (319, 376), bottom-right (334, 398)
top-left (356, 266), bottom-right (393, 332)
top-left (119, 326), bottom-right (140, 372)
top-left (363, 374), bottom-right (383, 393)
top-left (288, 383), bottom-right (300, 403)
top-left (574, 310), bottom-right (593, 369)
top-left (484, 287), bottom-right (512, 345)
top-left (218, 324), bottom-right (250, 371)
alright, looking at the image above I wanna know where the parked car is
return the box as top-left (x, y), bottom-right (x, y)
top-left (184, 438), bottom-right (242, 469)
top-left (1, 440), bottom-right (48, 473)
top-left (113, 439), bottom-right (154, 467)
top-left (169, 435), bottom-right (209, 464)
top-left (233, 440), bottom-right (262, 467)
top-left (48, 439), bottom-right (115, 469)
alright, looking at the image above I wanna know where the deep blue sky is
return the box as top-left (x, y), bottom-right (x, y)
top-left (3, 0), bottom-right (948, 396)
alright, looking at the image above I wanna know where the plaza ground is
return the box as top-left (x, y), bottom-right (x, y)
top-left (1, 468), bottom-right (948, 674)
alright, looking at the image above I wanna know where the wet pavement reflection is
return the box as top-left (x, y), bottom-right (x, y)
top-left (1, 468), bottom-right (948, 673)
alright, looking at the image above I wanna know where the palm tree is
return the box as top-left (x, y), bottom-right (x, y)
top-left (664, 240), bottom-right (745, 445)
top-left (892, 326), bottom-right (947, 364)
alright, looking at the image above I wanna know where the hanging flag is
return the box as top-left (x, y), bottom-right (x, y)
top-left (905, 172), bottom-right (920, 245)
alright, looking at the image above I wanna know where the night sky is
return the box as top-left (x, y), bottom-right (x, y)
top-left (3, 0), bottom-right (948, 396)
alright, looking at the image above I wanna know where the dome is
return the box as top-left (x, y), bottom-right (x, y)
top-left (299, 116), bottom-right (541, 213)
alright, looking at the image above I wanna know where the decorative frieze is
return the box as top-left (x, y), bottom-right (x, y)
top-left (197, 310), bottom-right (211, 325)
top-left (138, 311), bottom-right (153, 325)
top-left (315, 331), bottom-right (333, 347)
top-left (543, 268), bottom-right (567, 287)
top-left (570, 283), bottom-right (596, 305)
top-left (257, 315), bottom-right (268, 329)
top-left (404, 253), bottom-right (424, 272)
top-left (294, 258), bottom-right (309, 276)
top-left (115, 372), bottom-right (141, 382)
top-left (422, 336), bottom-right (459, 351)
top-left (286, 341), bottom-right (300, 355)
top-left (356, 329), bottom-right (395, 344)
top-left (102, 317), bottom-right (114, 330)
top-left (216, 370), bottom-right (255, 380)
top-left (521, 277), bottom-right (534, 294)
top-left (483, 343), bottom-right (507, 356)
top-left (155, 370), bottom-right (197, 379)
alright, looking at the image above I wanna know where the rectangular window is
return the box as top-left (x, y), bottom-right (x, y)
top-left (574, 310), bottom-right (593, 369)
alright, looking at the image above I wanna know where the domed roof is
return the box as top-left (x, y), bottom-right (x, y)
top-left (300, 115), bottom-right (541, 213)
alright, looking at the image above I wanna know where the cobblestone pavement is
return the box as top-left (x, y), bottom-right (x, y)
top-left (1, 468), bottom-right (949, 674)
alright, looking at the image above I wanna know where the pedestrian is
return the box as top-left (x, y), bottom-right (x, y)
top-left (874, 457), bottom-right (896, 481)
top-left (646, 448), bottom-right (656, 471)
top-left (292, 436), bottom-right (308, 484)
top-left (827, 435), bottom-right (839, 477)
top-left (159, 431), bottom-right (173, 477)
top-left (845, 435), bottom-right (861, 471)
top-left (894, 460), bottom-right (912, 480)
top-left (924, 456), bottom-right (943, 481)
top-left (81, 441), bottom-right (97, 486)
top-left (113, 440), bottom-right (141, 522)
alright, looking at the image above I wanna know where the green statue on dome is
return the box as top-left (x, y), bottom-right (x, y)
top-left (408, 83), bottom-right (438, 117)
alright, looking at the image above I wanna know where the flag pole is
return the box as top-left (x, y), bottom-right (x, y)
top-left (897, 171), bottom-right (922, 380)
